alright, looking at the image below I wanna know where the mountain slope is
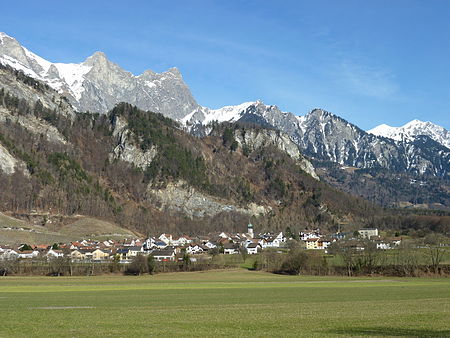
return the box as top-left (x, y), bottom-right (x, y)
top-left (0, 65), bottom-right (385, 235)
top-left (0, 32), bottom-right (199, 118)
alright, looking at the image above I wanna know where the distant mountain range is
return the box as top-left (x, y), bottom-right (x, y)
top-left (184, 101), bottom-right (450, 176)
top-left (1, 32), bottom-right (449, 211)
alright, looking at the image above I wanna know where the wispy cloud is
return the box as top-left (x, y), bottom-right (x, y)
top-left (337, 61), bottom-right (399, 98)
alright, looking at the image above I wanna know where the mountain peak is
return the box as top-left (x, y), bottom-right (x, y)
top-left (0, 32), bottom-right (14, 43)
top-left (369, 119), bottom-right (449, 149)
top-left (0, 32), bottom-right (21, 48)
top-left (308, 108), bottom-right (336, 119)
top-left (85, 51), bottom-right (109, 64)
top-left (367, 123), bottom-right (396, 136)
top-left (166, 67), bottom-right (181, 76)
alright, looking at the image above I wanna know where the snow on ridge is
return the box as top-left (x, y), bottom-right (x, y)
top-left (0, 36), bottom-right (94, 101)
top-left (368, 120), bottom-right (450, 149)
top-left (180, 101), bottom-right (260, 126)
top-left (203, 101), bottom-right (256, 124)
top-left (367, 123), bottom-right (399, 139)
top-left (0, 32), bottom-right (13, 44)
top-left (0, 55), bottom-right (40, 78)
top-left (23, 47), bottom-right (52, 73)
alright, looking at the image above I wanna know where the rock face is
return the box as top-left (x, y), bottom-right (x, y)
top-left (0, 66), bottom-right (75, 119)
top-left (0, 142), bottom-right (25, 175)
top-left (109, 115), bottom-right (158, 169)
top-left (0, 107), bottom-right (68, 145)
top-left (147, 180), bottom-right (270, 219)
top-left (231, 128), bottom-right (319, 180)
top-left (0, 33), bottom-right (199, 119)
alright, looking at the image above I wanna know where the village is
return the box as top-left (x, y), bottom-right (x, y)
top-left (0, 224), bottom-right (402, 263)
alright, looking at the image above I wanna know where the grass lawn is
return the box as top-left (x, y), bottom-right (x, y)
top-left (0, 270), bottom-right (449, 337)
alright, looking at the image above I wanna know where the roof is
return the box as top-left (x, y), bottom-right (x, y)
top-left (247, 243), bottom-right (259, 248)
top-left (306, 238), bottom-right (320, 242)
top-left (150, 250), bottom-right (175, 256)
top-left (223, 243), bottom-right (237, 249)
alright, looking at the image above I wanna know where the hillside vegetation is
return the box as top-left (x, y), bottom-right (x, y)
top-left (0, 65), bottom-right (449, 236)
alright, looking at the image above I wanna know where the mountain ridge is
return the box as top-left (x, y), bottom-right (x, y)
top-left (368, 119), bottom-right (450, 149)
top-left (184, 101), bottom-right (450, 177)
top-left (0, 32), bottom-right (199, 118)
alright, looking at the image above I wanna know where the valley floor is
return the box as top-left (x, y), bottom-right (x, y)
top-left (0, 270), bottom-right (449, 337)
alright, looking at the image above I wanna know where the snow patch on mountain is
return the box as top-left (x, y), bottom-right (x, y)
top-left (52, 63), bottom-right (92, 100)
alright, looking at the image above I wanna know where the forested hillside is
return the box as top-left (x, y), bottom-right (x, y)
top-left (0, 64), bottom-right (449, 236)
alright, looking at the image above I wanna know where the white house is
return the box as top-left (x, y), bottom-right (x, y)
top-left (17, 250), bottom-right (40, 259)
top-left (0, 249), bottom-right (18, 259)
top-left (204, 241), bottom-right (217, 249)
top-left (127, 246), bottom-right (144, 257)
top-left (300, 230), bottom-right (322, 241)
top-left (376, 241), bottom-right (391, 250)
top-left (375, 238), bottom-right (401, 250)
top-left (246, 243), bottom-right (261, 255)
top-left (275, 232), bottom-right (285, 242)
top-left (150, 249), bottom-right (176, 261)
top-left (46, 249), bottom-right (64, 258)
top-left (185, 244), bottom-right (204, 255)
top-left (223, 243), bottom-right (239, 254)
top-left (172, 236), bottom-right (193, 247)
top-left (143, 237), bottom-right (157, 250)
top-left (358, 228), bottom-right (379, 239)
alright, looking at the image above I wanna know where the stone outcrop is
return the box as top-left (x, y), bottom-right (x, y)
top-left (147, 181), bottom-right (270, 219)
top-left (109, 115), bottom-right (157, 169)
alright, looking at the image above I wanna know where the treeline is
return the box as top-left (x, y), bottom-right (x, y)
top-left (0, 255), bottom-right (245, 277)
top-left (253, 237), bottom-right (449, 277)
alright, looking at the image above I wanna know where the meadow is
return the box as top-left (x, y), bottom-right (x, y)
top-left (0, 270), bottom-right (449, 337)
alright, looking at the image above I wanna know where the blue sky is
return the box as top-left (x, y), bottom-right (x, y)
top-left (2, 0), bottom-right (449, 129)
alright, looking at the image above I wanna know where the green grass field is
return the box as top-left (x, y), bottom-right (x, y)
top-left (0, 270), bottom-right (449, 337)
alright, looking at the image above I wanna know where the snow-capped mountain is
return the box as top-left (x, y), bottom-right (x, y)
top-left (182, 101), bottom-right (257, 126)
top-left (0, 32), bottom-right (199, 119)
top-left (368, 120), bottom-right (450, 149)
top-left (1, 32), bottom-right (449, 177)
top-left (184, 101), bottom-right (450, 176)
